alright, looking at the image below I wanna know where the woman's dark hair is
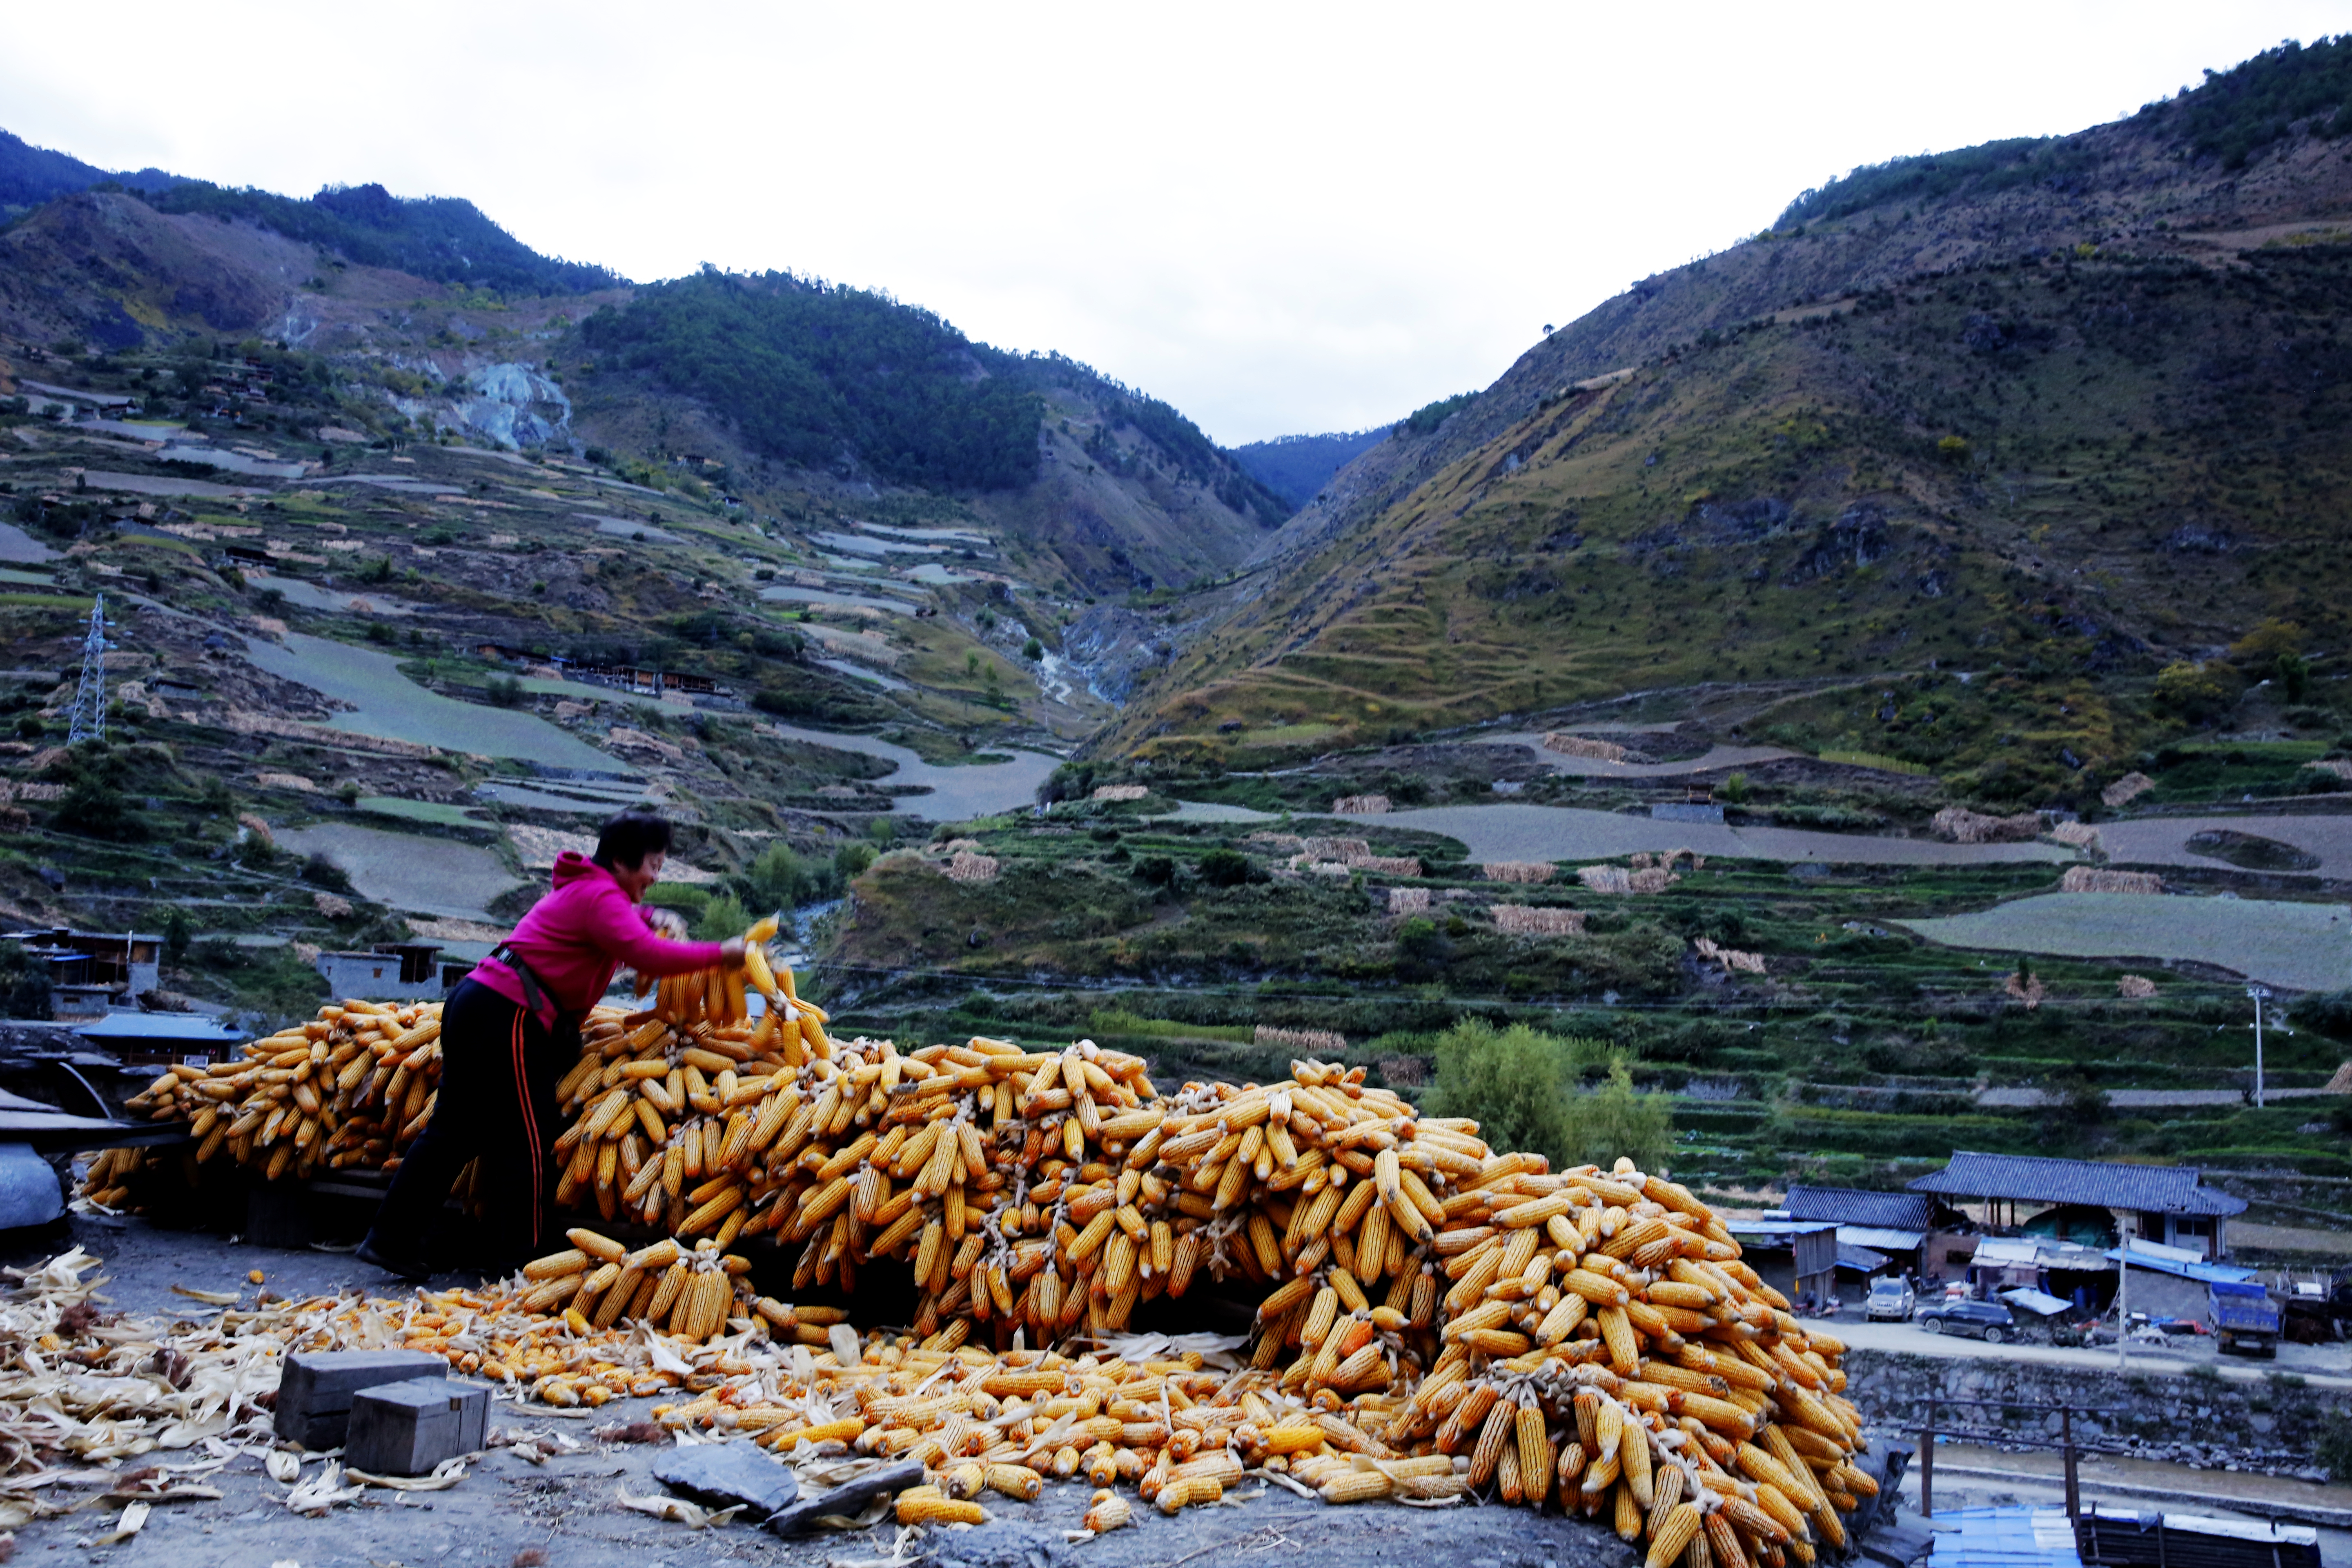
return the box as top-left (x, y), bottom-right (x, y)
top-left (594, 811), bottom-right (674, 871)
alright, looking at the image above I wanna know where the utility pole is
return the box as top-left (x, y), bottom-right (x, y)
top-left (2115, 1216), bottom-right (2130, 1372)
top-left (2247, 985), bottom-right (2270, 1108)
top-left (65, 594), bottom-right (107, 746)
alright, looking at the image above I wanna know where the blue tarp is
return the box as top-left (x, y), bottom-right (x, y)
top-left (1929, 1508), bottom-right (2085, 1568)
top-left (2099, 1247), bottom-right (2256, 1285)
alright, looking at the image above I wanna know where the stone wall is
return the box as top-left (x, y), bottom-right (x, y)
top-left (1843, 1348), bottom-right (2337, 1480)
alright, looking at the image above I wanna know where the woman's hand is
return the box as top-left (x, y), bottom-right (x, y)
top-left (646, 906), bottom-right (689, 941)
top-left (720, 936), bottom-right (747, 964)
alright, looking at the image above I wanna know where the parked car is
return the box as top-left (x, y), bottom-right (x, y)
top-left (1866, 1277), bottom-right (1916, 1321)
top-left (1916, 1300), bottom-right (2018, 1343)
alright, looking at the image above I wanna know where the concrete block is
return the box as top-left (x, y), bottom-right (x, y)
top-left (273, 1349), bottom-right (448, 1449)
top-left (345, 1378), bottom-right (488, 1477)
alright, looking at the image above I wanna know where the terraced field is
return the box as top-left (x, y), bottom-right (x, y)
top-left (1900, 892), bottom-right (2352, 991)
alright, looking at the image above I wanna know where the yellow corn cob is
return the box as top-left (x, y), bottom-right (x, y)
top-left (1648, 1502), bottom-right (1704, 1568)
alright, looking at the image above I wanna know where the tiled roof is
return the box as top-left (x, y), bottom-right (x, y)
top-left (1784, 1185), bottom-right (1935, 1230)
top-left (1908, 1152), bottom-right (2246, 1217)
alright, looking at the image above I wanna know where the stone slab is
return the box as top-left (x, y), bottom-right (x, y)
top-left (653, 1441), bottom-right (799, 1516)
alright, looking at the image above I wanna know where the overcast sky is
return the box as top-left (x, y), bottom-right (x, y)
top-left (6, 2), bottom-right (2351, 443)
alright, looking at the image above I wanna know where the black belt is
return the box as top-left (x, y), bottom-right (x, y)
top-left (490, 943), bottom-right (564, 1022)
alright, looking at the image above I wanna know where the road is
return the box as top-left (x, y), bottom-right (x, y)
top-left (1830, 1312), bottom-right (2352, 1388)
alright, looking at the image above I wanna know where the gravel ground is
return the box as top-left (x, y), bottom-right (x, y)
top-left (0, 1214), bottom-right (1661, 1568)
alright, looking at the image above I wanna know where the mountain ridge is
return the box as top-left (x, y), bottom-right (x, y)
top-left (1106, 39), bottom-right (2352, 805)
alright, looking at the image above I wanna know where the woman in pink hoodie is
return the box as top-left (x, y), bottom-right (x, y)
top-left (359, 811), bottom-right (740, 1279)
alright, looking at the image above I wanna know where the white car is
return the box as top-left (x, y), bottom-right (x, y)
top-left (1866, 1277), bottom-right (1916, 1321)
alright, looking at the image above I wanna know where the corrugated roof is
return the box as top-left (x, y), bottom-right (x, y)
top-left (2000, 1287), bottom-right (2075, 1316)
top-left (1785, 1184), bottom-right (1935, 1230)
top-left (1838, 1225), bottom-right (1926, 1252)
top-left (1725, 1219), bottom-right (1838, 1244)
top-left (2101, 1242), bottom-right (2255, 1285)
top-left (74, 1012), bottom-right (244, 1042)
top-left (1970, 1237), bottom-right (2043, 1266)
top-left (1836, 1243), bottom-right (1890, 1272)
top-left (1909, 1152), bottom-right (2246, 1217)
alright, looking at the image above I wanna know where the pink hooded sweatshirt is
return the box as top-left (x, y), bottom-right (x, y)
top-left (472, 851), bottom-right (727, 1028)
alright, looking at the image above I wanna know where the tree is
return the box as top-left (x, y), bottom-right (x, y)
top-left (2153, 660), bottom-right (2235, 721)
top-left (1560, 1058), bottom-right (1677, 1172)
top-left (0, 943), bottom-right (49, 1020)
top-left (163, 907), bottom-right (191, 971)
top-left (1429, 1021), bottom-right (1675, 1172)
top-left (693, 891), bottom-right (751, 942)
top-left (1426, 1020), bottom-right (1585, 1168)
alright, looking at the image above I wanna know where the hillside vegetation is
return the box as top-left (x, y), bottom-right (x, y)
top-left (1113, 42), bottom-right (2352, 808)
top-left (1231, 427), bottom-right (1391, 510)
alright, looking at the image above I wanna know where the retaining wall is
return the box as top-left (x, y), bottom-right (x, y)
top-left (1844, 1348), bottom-right (2338, 1480)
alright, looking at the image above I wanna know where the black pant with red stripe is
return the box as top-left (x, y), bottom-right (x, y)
top-left (363, 978), bottom-right (570, 1274)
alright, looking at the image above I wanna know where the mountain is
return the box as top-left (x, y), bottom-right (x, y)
top-left (1106, 38), bottom-right (2352, 807)
top-left (0, 151), bottom-right (1281, 595)
top-left (0, 127), bottom-right (182, 218)
top-left (1231, 426), bottom-right (1393, 511)
top-left (145, 181), bottom-right (622, 296)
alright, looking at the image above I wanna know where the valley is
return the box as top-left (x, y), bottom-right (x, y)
top-left (1, 36), bottom-right (2349, 1254)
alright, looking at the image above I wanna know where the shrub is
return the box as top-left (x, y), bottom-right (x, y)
top-left (484, 675), bottom-right (526, 707)
top-left (300, 851), bottom-right (350, 889)
top-left (1562, 1059), bottom-right (1678, 1173)
top-left (1133, 855), bottom-right (1176, 888)
top-left (2154, 661), bottom-right (2237, 721)
top-left (693, 891), bottom-right (752, 942)
top-left (51, 773), bottom-right (145, 840)
top-left (1198, 849), bottom-right (1254, 887)
top-left (0, 942), bottom-right (51, 1020)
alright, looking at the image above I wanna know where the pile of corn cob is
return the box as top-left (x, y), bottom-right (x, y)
top-left (76, 1000), bottom-right (449, 1209)
top-left (512, 1228), bottom-right (769, 1346)
top-left (65, 933), bottom-right (1882, 1556)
